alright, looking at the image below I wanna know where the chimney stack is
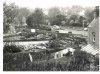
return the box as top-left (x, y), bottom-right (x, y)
top-left (94, 6), bottom-right (99, 19)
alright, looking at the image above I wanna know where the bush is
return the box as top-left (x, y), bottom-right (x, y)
top-left (3, 51), bottom-right (49, 71)
top-left (67, 50), bottom-right (99, 71)
top-left (48, 39), bottom-right (61, 49)
top-left (3, 44), bottom-right (22, 53)
top-left (3, 44), bottom-right (99, 71)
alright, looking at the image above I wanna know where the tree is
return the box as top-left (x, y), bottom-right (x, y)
top-left (19, 7), bottom-right (31, 18)
top-left (78, 16), bottom-right (86, 27)
top-left (3, 3), bottom-right (19, 33)
top-left (26, 8), bottom-right (45, 28)
top-left (69, 15), bottom-right (78, 21)
top-left (67, 5), bottom-right (83, 16)
top-left (48, 7), bottom-right (61, 18)
top-left (54, 14), bottom-right (66, 26)
top-left (84, 7), bottom-right (94, 23)
top-left (16, 7), bottom-right (31, 25)
top-left (66, 5), bottom-right (85, 27)
top-left (3, 3), bottom-right (19, 25)
top-left (68, 14), bottom-right (87, 27)
top-left (48, 7), bottom-right (67, 26)
top-left (48, 7), bottom-right (61, 25)
top-left (68, 15), bottom-right (78, 26)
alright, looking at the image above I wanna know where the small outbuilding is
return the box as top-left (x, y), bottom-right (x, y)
top-left (54, 47), bottom-right (75, 59)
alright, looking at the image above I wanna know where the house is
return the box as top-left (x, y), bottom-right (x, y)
top-left (54, 47), bottom-right (75, 59)
top-left (81, 6), bottom-right (99, 55)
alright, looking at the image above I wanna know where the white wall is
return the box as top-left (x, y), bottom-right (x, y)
top-left (54, 47), bottom-right (75, 59)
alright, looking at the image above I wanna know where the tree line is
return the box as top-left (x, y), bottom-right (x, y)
top-left (3, 2), bottom-right (94, 33)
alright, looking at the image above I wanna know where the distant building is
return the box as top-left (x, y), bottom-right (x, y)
top-left (31, 29), bottom-right (35, 33)
top-left (81, 6), bottom-right (99, 55)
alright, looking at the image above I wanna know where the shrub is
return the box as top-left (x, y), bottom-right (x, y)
top-left (3, 44), bottom-right (22, 53)
top-left (3, 44), bottom-right (99, 71)
top-left (48, 39), bottom-right (61, 49)
top-left (67, 50), bottom-right (99, 71)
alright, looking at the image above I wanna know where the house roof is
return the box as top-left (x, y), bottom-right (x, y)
top-left (88, 17), bottom-right (99, 28)
top-left (81, 44), bottom-right (98, 55)
top-left (48, 47), bottom-right (75, 53)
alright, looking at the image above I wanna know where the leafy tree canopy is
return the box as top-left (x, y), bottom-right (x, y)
top-left (26, 8), bottom-right (45, 28)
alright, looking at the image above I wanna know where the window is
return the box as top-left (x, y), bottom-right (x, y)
top-left (92, 32), bottom-right (96, 42)
top-left (59, 54), bottom-right (60, 58)
top-left (57, 54), bottom-right (58, 58)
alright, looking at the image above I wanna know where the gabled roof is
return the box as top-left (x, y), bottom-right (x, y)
top-left (88, 17), bottom-right (99, 28)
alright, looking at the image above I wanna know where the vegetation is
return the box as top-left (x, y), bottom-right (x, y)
top-left (26, 8), bottom-right (45, 28)
top-left (68, 50), bottom-right (99, 71)
top-left (3, 44), bottom-right (22, 53)
top-left (3, 48), bottom-right (99, 71)
top-left (84, 7), bottom-right (94, 23)
top-left (48, 7), bottom-right (66, 26)
top-left (47, 33), bottom-right (87, 49)
top-left (3, 3), bottom-right (19, 33)
top-left (3, 2), bottom-right (97, 71)
top-left (3, 2), bottom-right (31, 34)
top-left (3, 2), bottom-right (94, 34)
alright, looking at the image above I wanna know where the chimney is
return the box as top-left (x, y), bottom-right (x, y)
top-left (94, 6), bottom-right (99, 19)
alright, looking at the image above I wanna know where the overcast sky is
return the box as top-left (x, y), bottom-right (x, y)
top-left (4, 0), bottom-right (100, 9)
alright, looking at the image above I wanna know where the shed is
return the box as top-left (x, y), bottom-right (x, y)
top-left (54, 47), bottom-right (75, 59)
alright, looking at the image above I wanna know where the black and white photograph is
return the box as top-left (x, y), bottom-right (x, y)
top-left (3, 0), bottom-right (99, 71)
